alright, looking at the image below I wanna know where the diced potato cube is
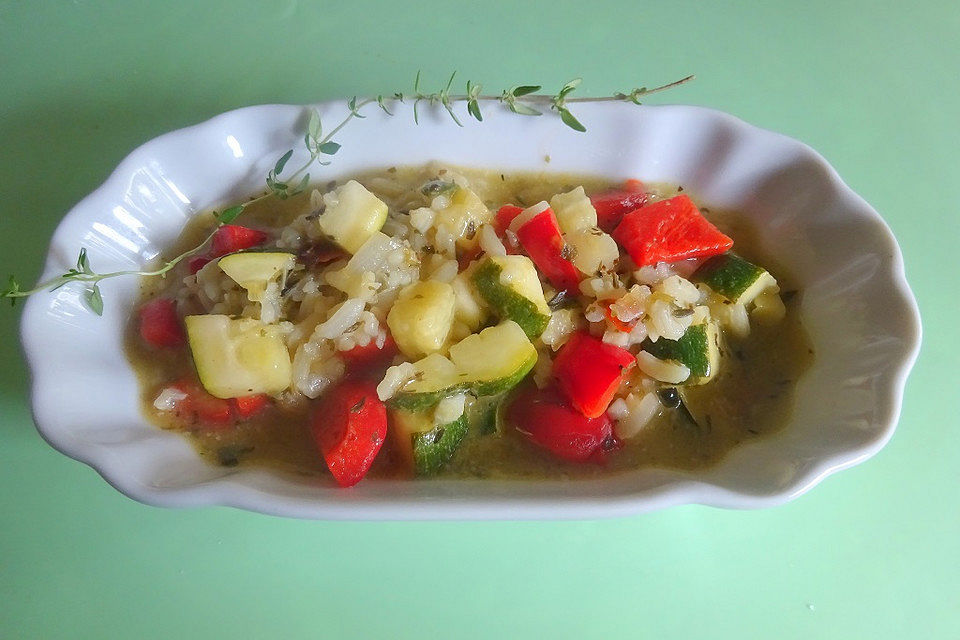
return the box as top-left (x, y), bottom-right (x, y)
top-left (566, 227), bottom-right (620, 275)
top-left (434, 186), bottom-right (492, 247)
top-left (550, 186), bottom-right (597, 233)
top-left (318, 180), bottom-right (388, 253)
top-left (387, 280), bottom-right (457, 359)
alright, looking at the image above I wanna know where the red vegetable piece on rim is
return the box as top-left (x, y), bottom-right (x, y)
top-left (552, 332), bottom-right (635, 419)
top-left (311, 380), bottom-right (388, 488)
top-left (611, 194), bottom-right (732, 267)
top-left (508, 384), bottom-right (615, 462)
top-left (210, 225), bottom-right (268, 258)
top-left (515, 206), bottom-right (581, 293)
top-left (138, 298), bottom-right (185, 348)
top-left (590, 182), bottom-right (649, 233)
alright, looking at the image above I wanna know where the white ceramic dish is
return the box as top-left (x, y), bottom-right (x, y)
top-left (21, 100), bottom-right (921, 519)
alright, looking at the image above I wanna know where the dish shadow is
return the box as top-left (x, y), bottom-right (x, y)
top-left (0, 88), bottom-right (249, 429)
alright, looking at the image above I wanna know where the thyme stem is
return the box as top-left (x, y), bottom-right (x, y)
top-left (2, 73), bottom-right (694, 313)
top-left (417, 74), bottom-right (695, 104)
top-left (4, 229), bottom-right (220, 300)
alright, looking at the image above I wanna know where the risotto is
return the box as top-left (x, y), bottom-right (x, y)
top-left (127, 164), bottom-right (812, 486)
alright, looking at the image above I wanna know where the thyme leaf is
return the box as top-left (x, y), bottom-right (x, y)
top-left (215, 205), bottom-right (245, 225)
top-left (508, 101), bottom-right (542, 117)
top-left (3, 276), bottom-right (21, 306)
top-left (558, 108), bottom-right (586, 132)
top-left (318, 141), bottom-right (341, 155)
top-left (273, 149), bottom-right (293, 175)
top-left (85, 284), bottom-right (103, 315)
top-left (511, 85), bottom-right (541, 97)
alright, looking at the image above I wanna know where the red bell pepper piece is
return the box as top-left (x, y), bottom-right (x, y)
top-left (163, 379), bottom-right (274, 428)
top-left (611, 194), bottom-right (733, 267)
top-left (231, 394), bottom-right (271, 419)
top-left (339, 334), bottom-right (398, 379)
top-left (552, 332), bottom-right (635, 418)
top-left (210, 224), bottom-right (268, 258)
top-left (515, 206), bottom-right (581, 293)
top-left (494, 204), bottom-right (524, 234)
top-left (590, 182), bottom-right (649, 233)
top-left (186, 225), bottom-right (269, 275)
top-left (311, 380), bottom-right (388, 487)
top-left (187, 255), bottom-right (212, 274)
top-left (138, 298), bottom-right (185, 348)
top-left (170, 379), bottom-right (234, 426)
top-left (508, 384), bottom-right (616, 462)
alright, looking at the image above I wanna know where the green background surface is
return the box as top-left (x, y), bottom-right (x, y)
top-left (1, 1), bottom-right (956, 638)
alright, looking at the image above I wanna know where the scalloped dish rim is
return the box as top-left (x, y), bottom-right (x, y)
top-left (20, 100), bottom-right (922, 519)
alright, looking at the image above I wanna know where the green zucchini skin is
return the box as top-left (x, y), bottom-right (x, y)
top-left (642, 321), bottom-right (720, 384)
top-left (389, 354), bottom-right (535, 411)
top-left (467, 393), bottom-right (507, 436)
top-left (475, 403), bottom-right (498, 435)
top-left (389, 321), bottom-right (537, 411)
top-left (472, 260), bottom-right (550, 339)
top-left (413, 414), bottom-right (469, 476)
top-left (468, 352), bottom-right (537, 397)
top-left (389, 388), bottom-right (455, 413)
top-left (693, 252), bottom-right (772, 304)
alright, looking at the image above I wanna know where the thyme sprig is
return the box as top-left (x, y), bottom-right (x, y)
top-left (2, 72), bottom-right (693, 314)
top-left (406, 72), bottom-right (694, 128)
top-left (2, 236), bottom-right (215, 314)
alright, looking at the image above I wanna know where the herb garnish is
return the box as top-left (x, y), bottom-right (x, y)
top-left (2, 72), bottom-right (693, 314)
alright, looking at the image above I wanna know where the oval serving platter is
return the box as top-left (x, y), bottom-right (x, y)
top-left (20, 100), bottom-right (921, 519)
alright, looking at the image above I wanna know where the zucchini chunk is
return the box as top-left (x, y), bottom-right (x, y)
top-left (390, 321), bottom-right (537, 410)
top-left (386, 280), bottom-right (457, 359)
top-left (448, 320), bottom-right (538, 396)
top-left (391, 409), bottom-right (469, 476)
top-left (218, 252), bottom-right (295, 302)
top-left (641, 320), bottom-right (720, 385)
top-left (318, 180), bottom-right (389, 253)
top-left (693, 252), bottom-right (776, 305)
top-left (389, 353), bottom-right (460, 412)
top-left (185, 315), bottom-right (292, 398)
top-left (472, 255), bottom-right (550, 339)
top-left (466, 393), bottom-right (506, 435)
